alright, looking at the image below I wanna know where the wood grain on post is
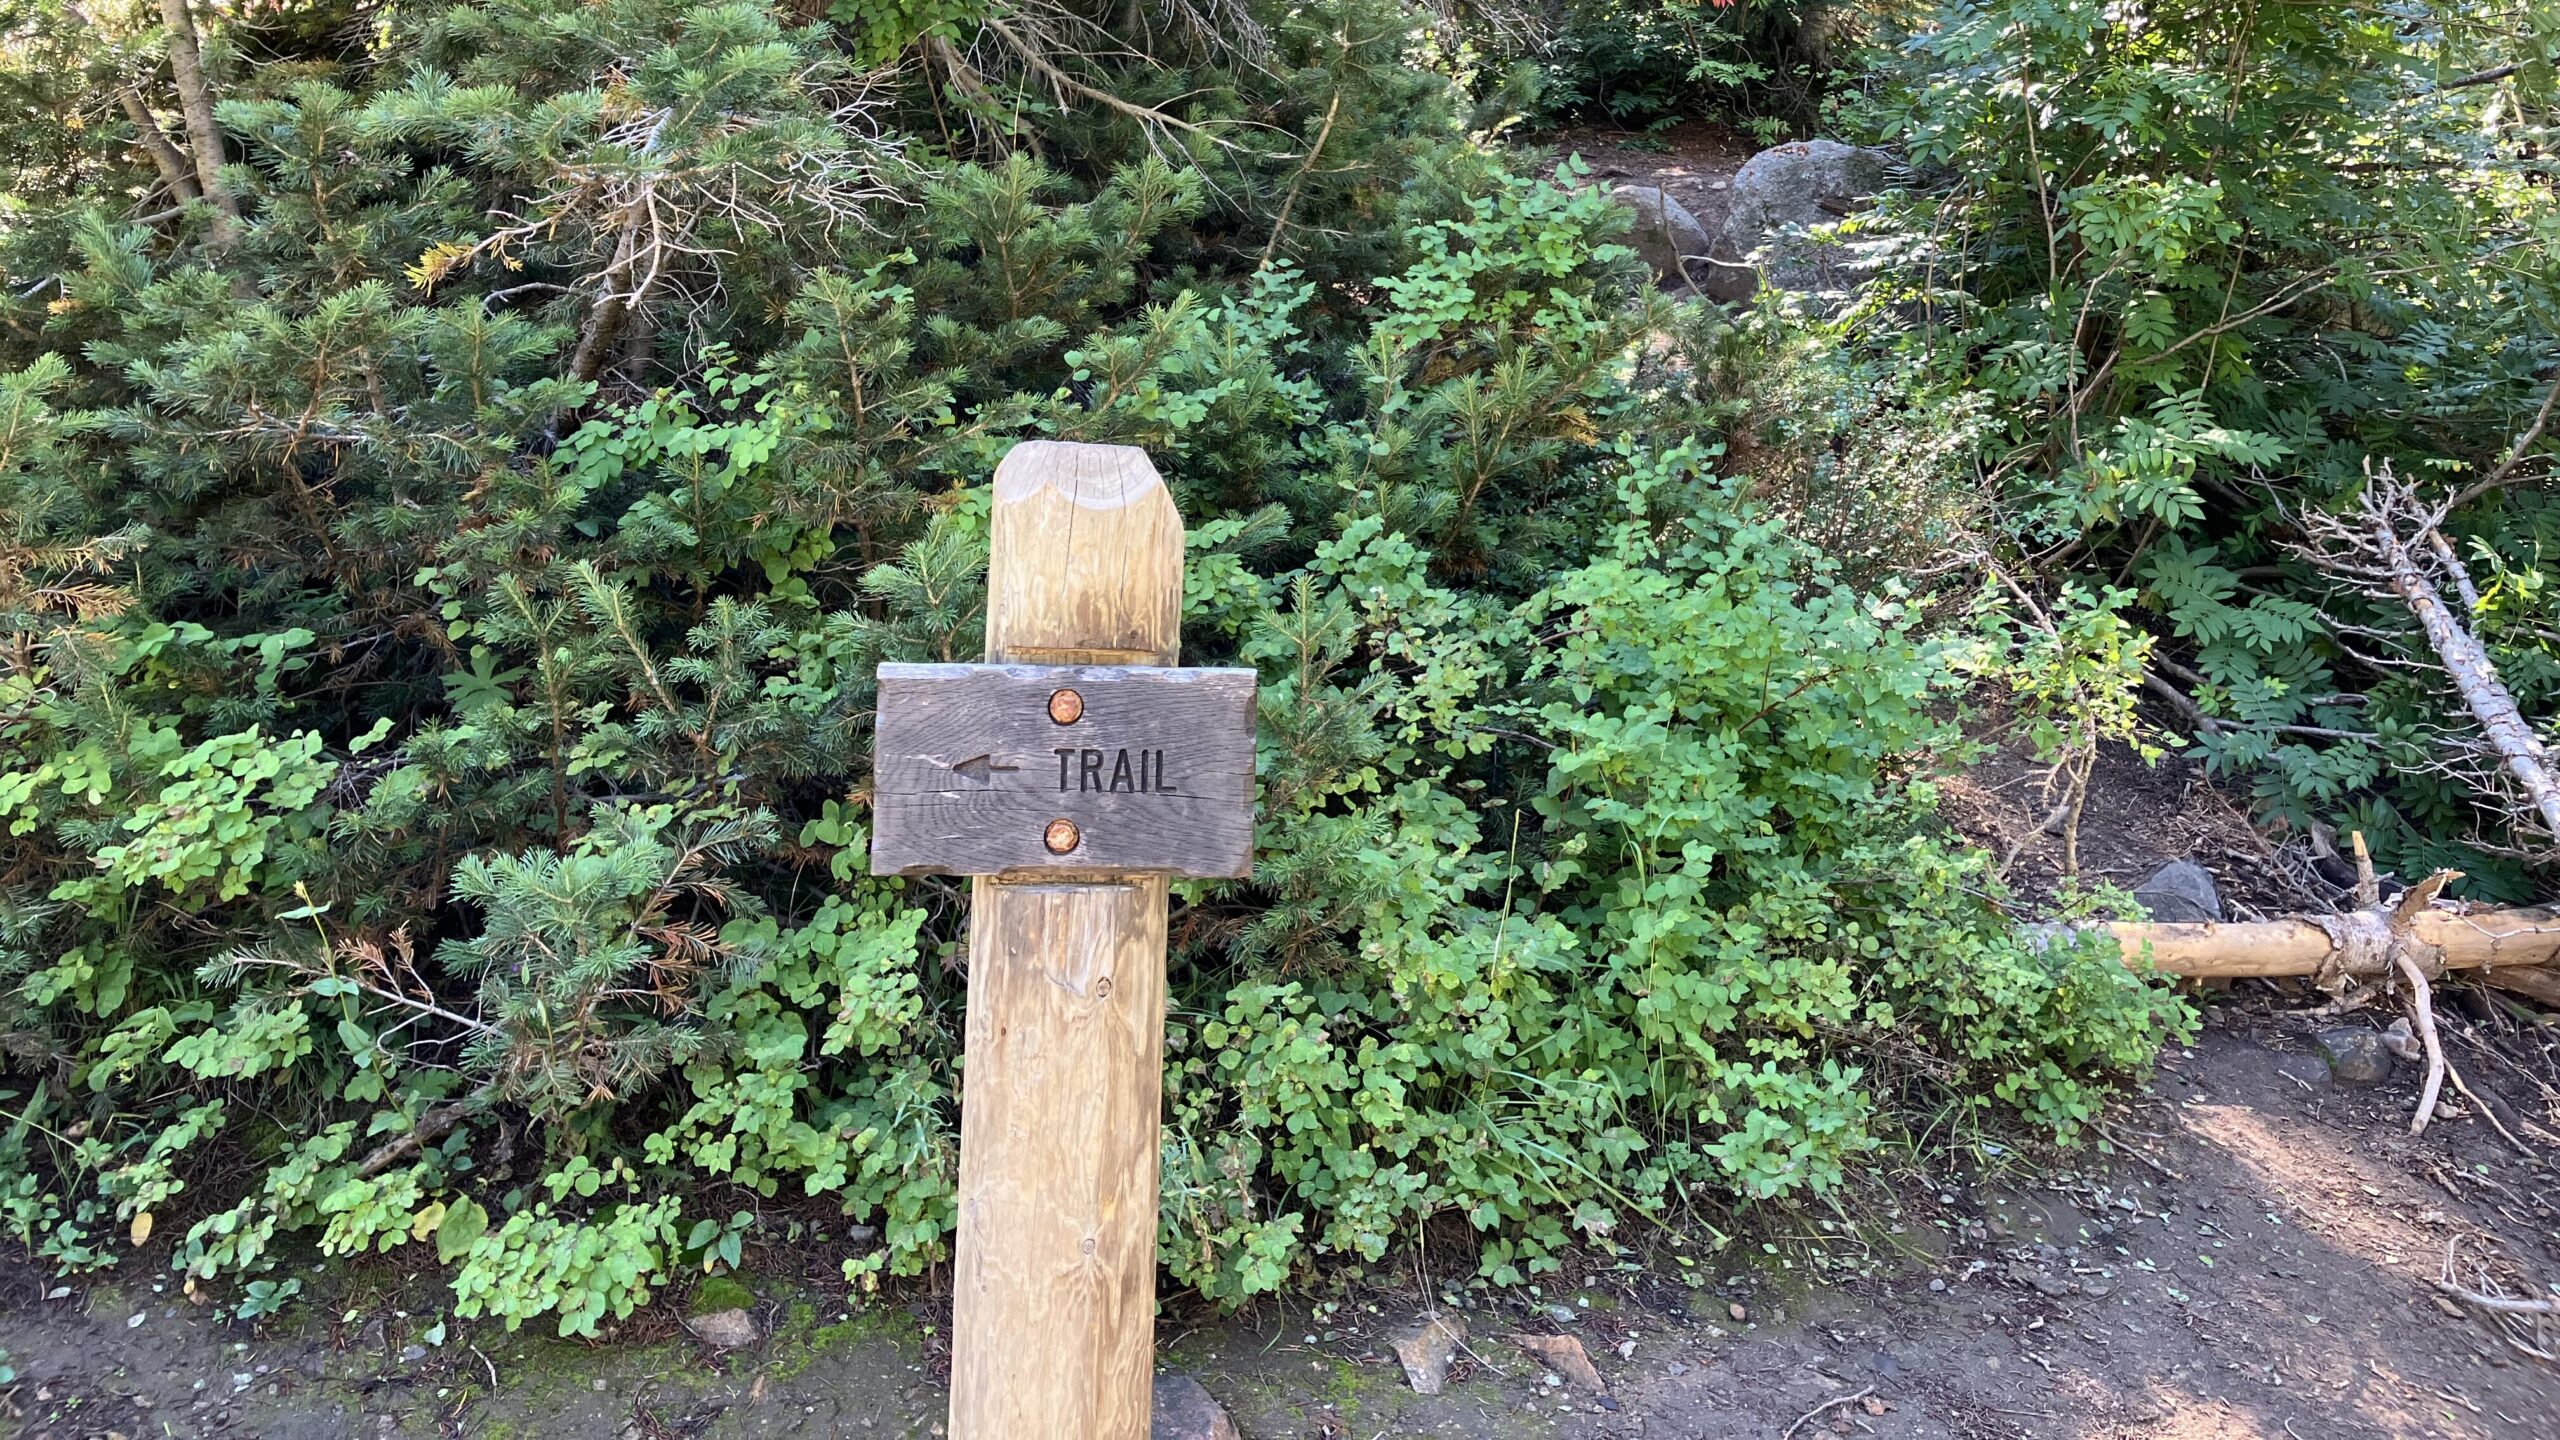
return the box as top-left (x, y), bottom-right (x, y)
top-left (950, 441), bottom-right (1182, 1440)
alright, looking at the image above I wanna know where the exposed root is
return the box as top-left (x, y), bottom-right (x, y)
top-left (2395, 948), bottom-right (2449, 1135)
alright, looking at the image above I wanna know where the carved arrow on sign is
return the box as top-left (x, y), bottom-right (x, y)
top-left (950, 753), bottom-right (1020, 784)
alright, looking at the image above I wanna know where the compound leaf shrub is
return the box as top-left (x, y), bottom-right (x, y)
top-left (1850, 0), bottom-right (2560, 891)
top-left (0, 0), bottom-right (2187, 1329)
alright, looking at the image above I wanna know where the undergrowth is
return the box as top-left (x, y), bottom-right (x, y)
top-left (0, 0), bottom-right (2192, 1335)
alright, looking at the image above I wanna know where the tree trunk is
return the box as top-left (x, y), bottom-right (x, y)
top-left (156, 0), bottom-right (241, 245)
top-left (567, 216), bottom-right (642, 384)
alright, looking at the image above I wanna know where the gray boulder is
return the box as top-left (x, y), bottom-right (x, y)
top-left (1610, 185), bottom-right (1715, 290)
top-left (2133, 860), bottom-right (2223, 923)
top-left (1707, 139), bottom-right (1892, 304)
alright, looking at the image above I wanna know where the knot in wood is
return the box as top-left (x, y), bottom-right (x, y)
top-left (2315, 910), bottom-right (2396, 983)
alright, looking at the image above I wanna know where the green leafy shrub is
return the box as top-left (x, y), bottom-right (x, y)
top-left (1853, 0), bottom-right (2560, 891)
top-left (0, 0), bottom-right (2186, 1331)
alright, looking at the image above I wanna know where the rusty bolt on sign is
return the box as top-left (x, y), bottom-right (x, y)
top-left (1048, 688), bottom-right (1084, 725)
top-left (1044, 818), bottom-right (1081, 854)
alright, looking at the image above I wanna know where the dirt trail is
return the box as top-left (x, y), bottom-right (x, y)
top-left (1536, 122), bottom-right (1759, 237)
top-left (2, 1025), bottom-right (2552, 1439)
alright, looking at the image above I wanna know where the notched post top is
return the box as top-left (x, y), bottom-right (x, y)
top-left (985, 441), bottom-right (1185, 667)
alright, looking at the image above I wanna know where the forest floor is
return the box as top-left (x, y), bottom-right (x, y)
top-left (7, 715), bottom-right (2559, 1438)
top-left (7, 127), bottom-right (2560, 1440)
top-left (3, 1008), bottom-right (2554, 1440)
top-left (1535, 121), bottom-right (1762, 241)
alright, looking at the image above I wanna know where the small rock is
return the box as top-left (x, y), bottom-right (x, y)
top-left (685, 1307), bottom-right (759, 1350)
top-left (2006, 1260), bottom-right (2070, 1298)
top-left (1727, 1301), bottom-right (1748, 1323)
top-left (396, 1345), bottom-right (427, 1365)
top-left (2381, 1016), bottom-right (2424, 1061)
top-left (2134, 860), bottom-right (2223, 923)
top-left (2316, 1027), bottom-right (2394, 1085)
top-left (1666, 1361), bottom-right (1690, 1378)
top-left (1391, 1312), bottom-right (1466, 1396)
top-left (1609, 185), bottom-right (1715, 290)
top-left (1506, 1333), bottom-right (1607, 1395)
top-left (1149, 1374), bottom-right (1240, 1440)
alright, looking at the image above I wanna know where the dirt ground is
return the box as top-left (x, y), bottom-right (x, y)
top-left (3, 1019), bottom-right (2554, 1440)
top-left (1939, 716), bottom-right (2325, 922)
top-left (1535, 121), bottom-right (1761, 239)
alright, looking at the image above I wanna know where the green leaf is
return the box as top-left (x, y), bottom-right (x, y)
top-left (437, 1199), bottom-right (490, 1264)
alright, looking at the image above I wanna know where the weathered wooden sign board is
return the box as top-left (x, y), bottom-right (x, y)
top-left (871, 662), bottom-right (1256, 878)
top-left (867, 440), bottom-right (1255, 1440)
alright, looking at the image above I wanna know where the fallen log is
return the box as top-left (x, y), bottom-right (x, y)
top-left (2483, 964), bottom-right (2560, 1010)
top-left (2096, 906), bottom-right (2560, 979)
top-left (2086, 892), bottom-right (2560, 1132)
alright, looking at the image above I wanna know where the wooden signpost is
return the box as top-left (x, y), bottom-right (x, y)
top-left (870, 440), bottom-right (1256, 1439)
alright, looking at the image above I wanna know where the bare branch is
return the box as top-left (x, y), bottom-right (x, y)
top-left (2445, 366), bottom-right (2560, 511)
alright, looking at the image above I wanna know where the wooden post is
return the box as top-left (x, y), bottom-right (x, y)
top-left (951, 441), bottom-right (1184, 1440)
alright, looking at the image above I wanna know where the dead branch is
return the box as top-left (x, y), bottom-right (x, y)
top-left (421, 84), bottom-right (900, 383)
top-left (354, 1080), bottom-right (498, 1178)
top-left (2397, 946), bottom-right (2449, 1134)
top-left (1782, 1386), bottom-right (1877, 1440)
top-left (2446, 366), bottom-right (2560, 511)
top-left (2433, 63), bottom-right (2522, 92)
top-left (980, 15), bottom-right (1238, 150)
top-left (2436, 1282), bottom-right (2560, 1316)
top-left (1260, 88), bottom-right (1340, 270)
top-left (922, 32), bottom-right (1025, 153)
top-left (2292, 463), bottom-right (2560, 840)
